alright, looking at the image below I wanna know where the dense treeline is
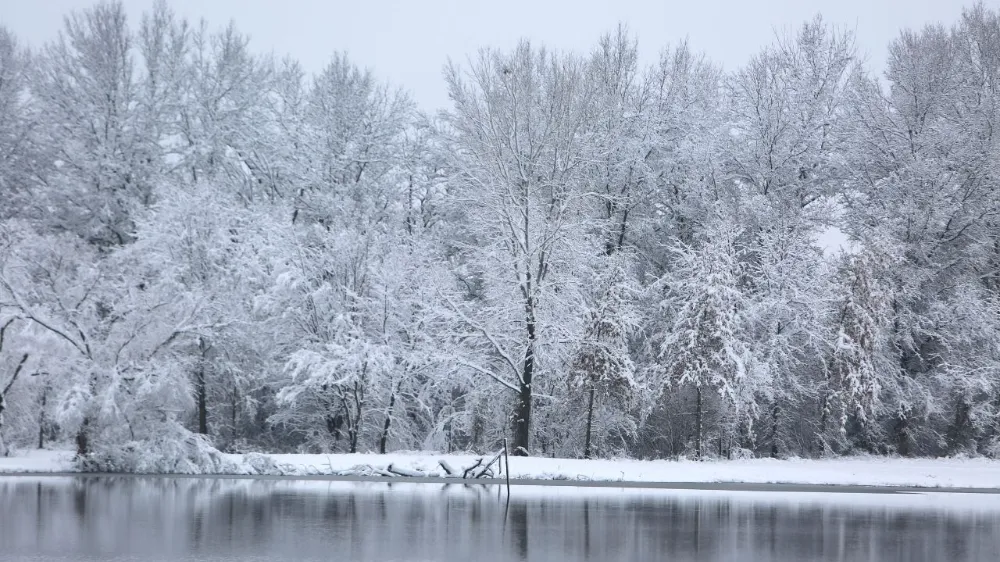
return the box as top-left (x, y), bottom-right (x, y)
top-left (1, 1), bottom-right (998, 467)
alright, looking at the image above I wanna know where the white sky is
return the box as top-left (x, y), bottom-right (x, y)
top-left (2, 0), bottom-right (979, 111)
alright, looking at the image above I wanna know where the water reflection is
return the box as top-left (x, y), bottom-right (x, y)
top-left (1, 476), bottom-right (998, 561)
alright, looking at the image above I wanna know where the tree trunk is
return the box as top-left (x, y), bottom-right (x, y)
top-left (0, 394), bottom-right (7, 457)
top-left (513, 378), bottom-right (532, 456)
top-left (893, 409), bottom-right (912, 456)
top-left (196, 367), bottom-right (207, 435)
top-left (76, 417), bottom-right (90, 458)
top-left (583, 387), bottom-right (596, 459)
top-left (0, 354), bottom-right (30, 457)
top-left (196, 338), bottom-right (208, 435)
top-left (513, 341), bottom-right (534, 456)
top-left (695, 386), bottom-right (703, 460)
top-left (379, 388), bottom-right (397, 454)
top-left (947, 396), bottom-right (972, 454)
top-left (38, 385), bottom-right (47, 450)
top-left (513, 305), bottom-right (536, 456)
top-left (347, 380), bottom-right (364, 454)
top-left (770, 402), bottom-right (780, 458)
top-left (230, 386), bottom-right (238, 442)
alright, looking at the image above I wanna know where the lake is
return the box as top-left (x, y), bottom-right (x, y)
top-left (1, 476), bottom-right (998, 561)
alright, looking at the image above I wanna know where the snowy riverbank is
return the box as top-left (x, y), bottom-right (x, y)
top-left (2, 449), bottom-right (1000, 489)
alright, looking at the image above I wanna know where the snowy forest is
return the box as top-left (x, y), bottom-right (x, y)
top-left (1, 1), bottom-right (1000, 469)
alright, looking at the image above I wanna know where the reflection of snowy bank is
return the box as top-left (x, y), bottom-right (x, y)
top-left (2, 476), bottom-right (1000, 561)
top-left (3, 449), bottom-right (1000, 490)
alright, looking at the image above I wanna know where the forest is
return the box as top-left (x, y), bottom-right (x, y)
top-left (1, 1), bottom-right (999, 470)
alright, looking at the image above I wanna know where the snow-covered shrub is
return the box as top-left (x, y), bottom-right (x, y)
top-left (78, 425), bottom-right (238, 474)
top-left (242, 452), bottom-right (285, 475)
top-left (983, 438), bottom-right (1000, 460)
top-left (728, 447), bottom-right (755, 460)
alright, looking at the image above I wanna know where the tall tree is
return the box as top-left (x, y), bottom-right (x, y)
top-left (0, 27), bottom-right (38, 222)
top-left (443, 41), bottom-right (596, 455)
top-left (33, 1), bottom-right (146, 246)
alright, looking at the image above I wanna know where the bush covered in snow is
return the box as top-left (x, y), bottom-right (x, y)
top-left (241, 452), bottom-right (286, 475)
top-left (78, 428), bottom-right (238, 474)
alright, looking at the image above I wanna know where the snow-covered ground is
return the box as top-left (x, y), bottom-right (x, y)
top-left (253, 452), bottom-right (1000, 489)
top-left (2, 449), bottom-right (999, 489)
top-left (0, 450), bottom-right (75, 473)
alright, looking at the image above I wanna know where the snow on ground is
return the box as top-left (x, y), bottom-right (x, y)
top-left (0, 450), bottom-right (75, 473)
top-left (250, 452), bottom-right (1000, 489)
top-left (2, 449), bottom-right (999, 489)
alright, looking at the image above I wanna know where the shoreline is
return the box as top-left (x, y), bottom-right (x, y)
top-left (3, 471), bottom-right (1000, 494)
top-left (3, 450), bottom-right (1000, 491)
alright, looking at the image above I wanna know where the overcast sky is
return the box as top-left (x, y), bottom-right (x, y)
top-left (2, 0), bottom-right (978, 111)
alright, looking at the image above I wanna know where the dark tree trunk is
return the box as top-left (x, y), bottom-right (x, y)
top-left (770, 402), bottom-right (780, 458)
top-left (347, 380), bottom-right (364, 454)
top-left (76, 417), bottom-right (90, 458)
top-left (583, 387), bottom-right (596, 459)
top-left (893, 409), bottom-right (912, 456)
top-left (816, 391), bottom-right (830, 454)
top-left (947, 396), bottom-right (972, 454)
top-left (196, 338), bottom-right (208, 435)
top-left (196, 367), bottom-right (207, 435)
top-left (379, 387), bottom-right (397, 454)
top-left (230, 387), bottom-right (238, 442)
top-left (513, 342), bottom-right (534, 456)
top-left (0, 354), bottom-right (29, 456)
top-left (0, 394), bottom-right (6, 457)
top-left (695, 386), bottom-right (703, 460)
top-left (38, 384), bottom-right (48, 450)
top-left (513, 310), bottom-right (536, 456)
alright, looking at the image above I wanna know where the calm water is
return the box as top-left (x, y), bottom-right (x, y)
top-left (1, 476), bottom-right (999, 561)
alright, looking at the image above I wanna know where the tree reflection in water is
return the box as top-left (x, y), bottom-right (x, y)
top-left (0, 477), bottom-right (998, 561)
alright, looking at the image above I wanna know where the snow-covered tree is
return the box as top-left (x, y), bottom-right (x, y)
top-left (824, 245), bottom-right (894, 452)
top-left (3, 0), bottom-right (1000, 466)
top-left (655, 220), bottom-right (757, 458)
top-left (842, 5), bottom-right (1000, 454)
top-left (32, 1), bottom-right (149, 246)
top-left (0, 317), bottom-right (30, 457)
top-left (569, 256), bottom-right (641, 458)
top-left (442, 41), bottom-right (598, 455)
top-left (0, 27), bottom-right (39, 222)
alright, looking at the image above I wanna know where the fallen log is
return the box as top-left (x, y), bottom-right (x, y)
top-left (438, 460), bottom-right (458, 477)
top-left (387, 464), bottom-right (425, 478)
top-left (474, 450), bottom-right (504, 478)
top-left (473, 466), bottom-right (495, 479)
top-left (461, 458), bottom-right (484, 479)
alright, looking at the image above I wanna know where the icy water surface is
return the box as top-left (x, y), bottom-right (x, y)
top-left (1, 476), bottom-right (999, 561)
